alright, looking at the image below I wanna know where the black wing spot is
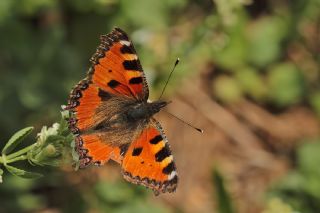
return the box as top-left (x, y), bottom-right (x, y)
top-left (107, 80), bottom-right (120, 88)
top-left (119, 144), bottom-right (129, 156)
top-left (108, 69), bottom-right (112, 73)
top-left (123, 60), bottom-right (141, 71)
top-left (132, 147), bottom-right (143, 156)
top-left (150, 135), bottom-right (162, 145)
top-left (155, 145), bottom-right (171, 162)
top-left (129, 77), bottom-right (143, 84)
top-left (98, 89), bottom-right (111, 101)
top-left (120, 44), bottom-right (134, 54)
top-left (162, 162), bottom-right (175, 175)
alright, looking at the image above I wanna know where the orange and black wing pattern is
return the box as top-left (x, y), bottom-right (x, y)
top-left (89, 27), bottom-right (149, 101)
top-left (66, 28), bottom-right (148, 167)
top-left (121, 119), bottom-right (178, 194)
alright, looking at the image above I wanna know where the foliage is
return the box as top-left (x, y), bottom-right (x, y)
top-left (268, 139), bottom-right (320, 213)
top-left (0, 112), bottom-right (73, 182)
top-left (262, 197), bottom-right (296, 213)
top-left (212, 169), bottom-right (235, 213)
top-left (210, 0), bottom-right (320, 110)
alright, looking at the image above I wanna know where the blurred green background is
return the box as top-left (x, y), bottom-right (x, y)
top-left (1, 0), bottom-right (320, 212)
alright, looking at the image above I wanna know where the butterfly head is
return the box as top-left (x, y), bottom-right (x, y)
top-left (148, 100), bottom-right (168, 115)
top-left (126, 100), bottom-right (168, 122)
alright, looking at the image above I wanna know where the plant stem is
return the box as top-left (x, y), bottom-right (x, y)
top-left (6, 144), bottom-right (36, 160)
top-left (6, 155), bottom-right (27, 164)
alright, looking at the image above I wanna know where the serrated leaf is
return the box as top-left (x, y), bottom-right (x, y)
top-left (2, 127), bottom-right (34, 155)
top-left (4, 164), bottom-right (43, 179)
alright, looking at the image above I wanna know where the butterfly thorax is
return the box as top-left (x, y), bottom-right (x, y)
top-left (88, 100), bottom-right (167, 146)
top-left (126, 100), bottom-right (167, 122)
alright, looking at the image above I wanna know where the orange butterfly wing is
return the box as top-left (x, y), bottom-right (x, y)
top-left (121, 119), bottom-right (178, 194)
top-left (66, 28), bottom-right (148, 167)
top-left (89, 28), bottom-right (148, 100)
top-left (75, 134), bottom-right (123, 167)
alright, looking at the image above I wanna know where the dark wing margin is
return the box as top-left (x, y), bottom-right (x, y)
top-left (121, 118), bottom-right (178, 195)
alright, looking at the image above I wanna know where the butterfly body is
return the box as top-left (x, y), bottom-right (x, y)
top-left (66, 28), bottom-right (178, 194)
top-left (126, 100), bottom-right (168, 121)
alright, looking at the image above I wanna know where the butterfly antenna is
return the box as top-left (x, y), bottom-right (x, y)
top-left (158, 58), bottom-right (180, 100)
top-left (165, 111), bottom-right (204, 133)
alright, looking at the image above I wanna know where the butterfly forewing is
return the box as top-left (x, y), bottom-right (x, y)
top-left (89, 28), bottom-right (149, 101)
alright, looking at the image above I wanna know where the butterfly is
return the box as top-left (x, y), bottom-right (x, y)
top-left (65, 28), bottom-right (178, 194)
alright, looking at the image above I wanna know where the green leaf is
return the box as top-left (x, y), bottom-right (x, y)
top-left (235, 67), bottom-right (268, 101)
top-left (2, 127), bottom-right (34, 155)
top-left (212, 169), bottom-right (235, 213)
top-left (213, 75), bottom-right (243, 103)
top-left (247, 16), bottom-right (289, 67)
top-left (264, 198), bottom-right (295, 213)
top-left (4, 164), bottom-right (43, 179)
top-left (58, 111), bottom-right (70, 136)
top-left (309, 92), bottom-right (320, 117)
top-left (120, 0), bottom-right (167, 29)
top-left (95, 181), bottom-right (135, 204)
top-left (267, 63), bottom-right (305, 107)
top-left (298, 139), bottom-right (320, 176)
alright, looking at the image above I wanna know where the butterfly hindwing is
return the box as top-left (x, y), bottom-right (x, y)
top-left (75, 134), bottom-right (123, 167)
top-left (121, 119), bottom-right (178, 194)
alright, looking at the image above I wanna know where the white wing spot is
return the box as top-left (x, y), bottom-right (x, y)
top-left (120, 40), bottom-right (131, 46)
top-left (168, 171), bottom-right (177, 180)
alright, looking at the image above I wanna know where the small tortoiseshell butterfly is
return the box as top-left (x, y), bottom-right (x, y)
top-left (65, 28), bottom-right (178, 194)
